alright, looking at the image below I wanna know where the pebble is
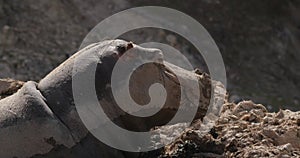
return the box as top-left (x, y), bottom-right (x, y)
top-left (280, 154), bottom-right (290, 158)
top-left (297, 119), bottom-right (300, 126)
top-left (235, 133), bottom-right (243, 138)
top-left (251, 109), bottom-right (265, 118)
top-left (275, 109), bottom-right (285, 119)
top-left (278, 143), bottom-right (293, 152)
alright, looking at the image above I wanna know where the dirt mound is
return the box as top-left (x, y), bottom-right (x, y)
top-left (161, 101), bottom-right (300, 157)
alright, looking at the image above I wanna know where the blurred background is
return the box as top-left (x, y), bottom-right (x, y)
top-left (0, 0), bottom-right (299, 111)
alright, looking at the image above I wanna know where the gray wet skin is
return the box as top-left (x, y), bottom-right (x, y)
top-left (0, 39), bottom-right (164, 158)
top-left (0, 39), bottom-right (220, 157)
top-left (0, 81), bottom-right (75, 158)
top-left (38, 39), bottom-right (164, 142)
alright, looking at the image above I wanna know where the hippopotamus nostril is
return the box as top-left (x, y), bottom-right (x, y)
top-left (126, 42), bottom-right (133, 50)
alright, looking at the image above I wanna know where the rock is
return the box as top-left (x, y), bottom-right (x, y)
top-left (250, 108), bottom-right (265, 118)
top-left (276, 129), bottom-right (300, 149)
top-left (233, 100), bottom-right (267, 117)
top-left (262, 129), bottom-right (279, 140)
top-left (225, 140), bottom-right (238, 152)
top-left (278, 143), bottom-right (293, 152)
top-left (275, 109), bottom-right (285, 119)
top-left (240, 111), bottom-right (261, 123)
top-left (297, 119), bottom-right (300, 126)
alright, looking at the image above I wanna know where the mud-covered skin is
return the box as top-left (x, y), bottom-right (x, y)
top-left (0, 81), bottom-right (75, 158)
top-left (37, 39), bottom-right (216, 157)
top-left (38, 39), bottom-right (165, 142)
top-left (0, 39), bottom-right (221, 158)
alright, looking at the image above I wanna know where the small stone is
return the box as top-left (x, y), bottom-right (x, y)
top-left (296, 119), bottom-right (300, 126)
top-left (261, 139), bottom-right (271, 146)
top-left (255, 104), bottom-right (268, 112)
top-left (275, 109), bottom-right (284, 119)
top-left (240, 112), bottom-right (260, 123)
top-left (251, 109), bottom-right (265, 118)
top-left (263, 116), bottom-right (271, 124)
top-left (262, 129), bottom-right (279, 139)
top-left (233, 100), bottom-right (256, 114)
top-left (273, 118), bottom-right (280, 125)
top-left (248, 114), bottom-right (257, 122)
top-left (238, 111), bottom-right (249, 117)
top-left (235, 133), bottom-right (243, 138)
top-left (280, 154), bottom-right (290, 158)
top-left (278, 143), bottom-right (293, 152)
top-left (241, 114), bottom-right (250, 121)
top-left (225, 140), bottom-right (238, 152)
top-left (218, 117), bottom-right (229, 124)
top-left (229, 114), bottom-right (239, 120)
top-left (232, 125), bottom-right (241, 130)
top-left (239, 121), bottom-right (248, 129)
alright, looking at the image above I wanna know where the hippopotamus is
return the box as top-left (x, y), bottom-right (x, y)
top-left (0, 39), bottom-right (225, 158)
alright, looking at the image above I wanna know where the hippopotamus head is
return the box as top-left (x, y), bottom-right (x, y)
top-left (37, 39), bottom-right (165, 141)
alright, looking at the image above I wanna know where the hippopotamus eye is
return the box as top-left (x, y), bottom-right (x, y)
top-left (116, 45), bottom-right (127, 55)
top-left (116, 42), bottom-right (134, 56)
